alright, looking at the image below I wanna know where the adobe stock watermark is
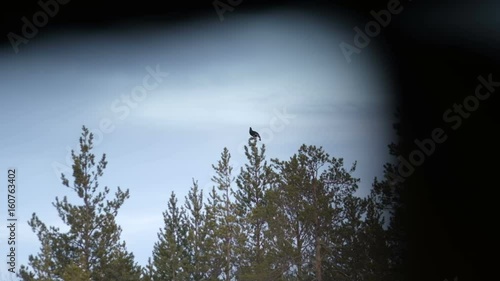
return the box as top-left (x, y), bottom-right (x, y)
top-left (51, 65), bottom-right (169, 178)
top-left (213, 0), bottom-right (243, 22)
top-left (339, 0), bottom-right (411, 63)
top-left (387, 74), bottom-right (498, 186)
top-left (7, 0), bottom-right (71, 54)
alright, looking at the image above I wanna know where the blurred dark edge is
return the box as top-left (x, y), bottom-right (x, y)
top-left (2, 0), bottom-right (498, 280)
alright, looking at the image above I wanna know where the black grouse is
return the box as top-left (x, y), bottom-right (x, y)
top-left (249, 127), bottom-right (261, 141)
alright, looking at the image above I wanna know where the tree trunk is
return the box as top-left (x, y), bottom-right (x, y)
top-left (315, 220), bottom-right (322, 281)
top-left (296, 219), bottom-right (302, 281)
top-left (313, 178), bottom-right (322, 281)
top-left (225, 188), bottom-right (231, 281)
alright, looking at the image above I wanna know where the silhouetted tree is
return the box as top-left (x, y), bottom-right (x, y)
top-left (19, 126), bottom-right (141, 281)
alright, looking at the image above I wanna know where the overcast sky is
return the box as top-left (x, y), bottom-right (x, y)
top-left (0, 7), bottom-right (396, 275)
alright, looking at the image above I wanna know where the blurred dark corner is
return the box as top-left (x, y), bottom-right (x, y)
top-left (1, 0), bottom-right (498, 280)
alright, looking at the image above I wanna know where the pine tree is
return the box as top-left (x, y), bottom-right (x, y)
top-left (204, 186), bottom-right (224, 280)
top-left (210, 147), bottom-right (240, 281)
top-left (184, 179), bottom-right (208, 281)
top-left (357, 194), bottom-right (392, 281)
top-left (269, 153), bottom-right (315, 280)
top-left (271, 145), bottom-right (362, 281)
top-left (234, 139), bottom-right (274, 280)
top-left (318, 151), bottom-right (362, 281)
top-left (370, 114), bottom-right (408, 280)
top-left (323, 194), bottom-right (366, 281)
top-left (19, 126), bottom-right (141, 281)
top-left (151, 192), bottom-right (189, 281)
top-left (141, 258), bottom-right (155, 281)
top-left (297, 145), bottom-right (333, 281)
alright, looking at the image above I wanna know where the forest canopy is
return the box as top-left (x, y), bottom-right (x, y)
top-left (18, 126), bottom-right (404, 281)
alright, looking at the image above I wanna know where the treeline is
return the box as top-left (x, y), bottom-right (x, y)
top-left (18, 126), bottom-right (405, 281)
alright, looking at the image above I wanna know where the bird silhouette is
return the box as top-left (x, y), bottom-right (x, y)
top-left (249, 127), bottom-right (261, 141)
